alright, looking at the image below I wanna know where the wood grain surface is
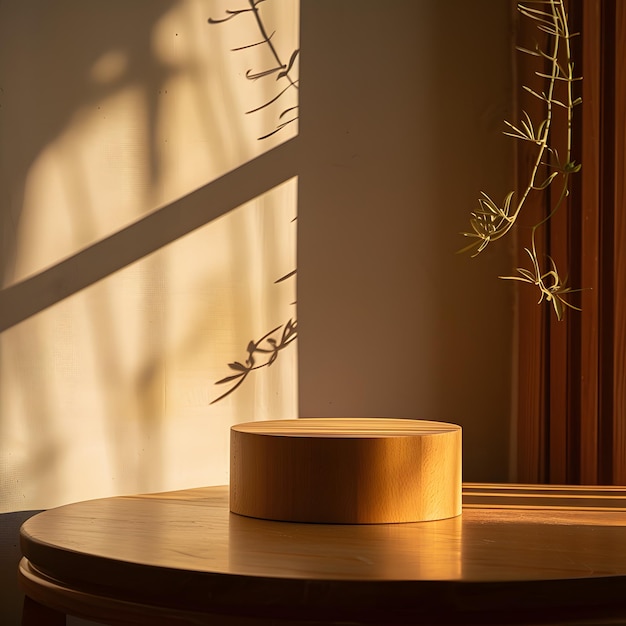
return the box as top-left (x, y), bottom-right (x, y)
top-left (230, 418), bottom-right (462, 523)
top-left (18, 483), bottom-right (626, 624)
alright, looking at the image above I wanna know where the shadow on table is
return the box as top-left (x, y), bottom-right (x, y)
top-left (0, 511), bottom-right (41, 625)
top-left (1, 510), bottom-right (107, 626)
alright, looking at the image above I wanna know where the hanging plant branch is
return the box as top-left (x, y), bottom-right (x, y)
top-left (208, 0), bottom-right (299, 140)
top-left (460, 0), bottom-right (581, 320)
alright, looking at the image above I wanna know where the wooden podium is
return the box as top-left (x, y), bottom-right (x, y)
top-left (230, 418), bottom-right (462, 523)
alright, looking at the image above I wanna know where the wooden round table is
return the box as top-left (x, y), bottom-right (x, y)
top-left (19, 484), bottom-right (626, 625)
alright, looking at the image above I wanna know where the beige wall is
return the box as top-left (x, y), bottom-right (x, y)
top-left (298, 0), bottom-right (515, 482)
top-left (0, 1), bottom-right (514, 622)
top-left (0, 0), bottom-right (299, 515)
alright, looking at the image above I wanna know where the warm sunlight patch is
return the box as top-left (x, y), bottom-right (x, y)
top-left (0, 0), bottom-right (299, 512)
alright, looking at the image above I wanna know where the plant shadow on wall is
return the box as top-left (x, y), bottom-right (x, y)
top-left (0, 0), bottom-right (299, 514)
top-left (209, 0), bottom-right (299, 403)
top-left (460, 0), bottom-right (582, 321)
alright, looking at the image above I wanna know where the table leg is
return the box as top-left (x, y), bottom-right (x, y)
top-left (22, 595), bottom-right (66, 626)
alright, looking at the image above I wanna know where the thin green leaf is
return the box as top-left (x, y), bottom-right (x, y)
top-left (522, 85), bottom-right (548, 102)
top-left (534, 171), bottom-right (559, 190)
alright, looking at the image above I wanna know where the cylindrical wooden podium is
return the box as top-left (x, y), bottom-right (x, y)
top-left (230, 418), bottom-right (462, 524)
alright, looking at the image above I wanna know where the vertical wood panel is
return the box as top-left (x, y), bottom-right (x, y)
top-left (547, 0), bottom-right (576, 481)
top-left (515, 7), bottom-right (550, 483)
top-left (579, 0), bottom-right (602, 484)
top-left (516, 0), bottom-right (626, 485)
top-left (598, 0), bottom-right (617, 483)
top-left (547, 166), bottom-right (571, 485)
top-left (612, 1), bottom-right (626, 482)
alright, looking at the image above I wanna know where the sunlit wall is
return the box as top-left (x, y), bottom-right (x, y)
top-left (0, 0), bottom-right (299, 512)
